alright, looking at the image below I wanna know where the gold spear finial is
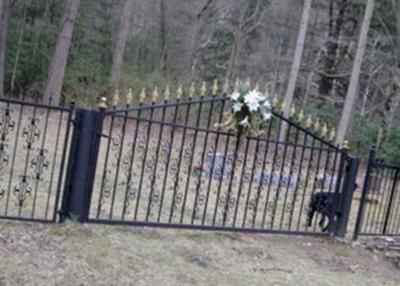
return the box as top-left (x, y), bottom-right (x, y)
top-left (314, 118), bottom-right (320, 132)
top-left (298, 109), bottom-right (305, 122)
top-left (289, 104), bottom-right (296, 117)
top-left (272, 94), bottom-right (278, 107)
top-left (245, 77), bottom-right (251, 88)
top-left (200, 81), bottom-right (207, 97)
top-left (235, 78), bottom-right (240, 90)
top-left (223, 79), bottom-right (229, 93)
top-left (177, 84), bottom-right (183, 99)
top-left (329, 128), bottom-right (336, 142)
top-left (189, 82), bottom-right (195, 98)
top-left (321, 123), bottom-right (328, 137)
top-left (343, 140), bottom-right (349, 149)
top-left (306, 115), bottom-right (313, 129)
top-left (139, 88), bottom-right (146, 103)
top-left (152, 86), bottom-right (159, 102)
top-left (112, 89), bottom-right (119, 107)
top-left (126, 88), bottom-right (133, 105)
top-left (212, 80), bottom-right (218, 96)
top-left (281, 101), bottom-right (286, 112)
top-left (164, 85), bottom-right (170, 101)
top-left (98, 97), bottom-right (107, 109)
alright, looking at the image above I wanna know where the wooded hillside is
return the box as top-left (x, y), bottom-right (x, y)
top-left (0, 0), bottom-right (399, 161)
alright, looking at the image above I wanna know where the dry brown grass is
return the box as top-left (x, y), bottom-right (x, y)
top-left (0, 221), bottom-right (399, 286)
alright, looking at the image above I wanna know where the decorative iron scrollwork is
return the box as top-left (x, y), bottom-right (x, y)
top-left (13, 175), bottom-right (32, 207)
top-left (31, 148), bottom-right (49, 181)
top-left (23, 118), bottom-right (40, 150)
top-left (0, 143), bottom-right (9, 179)
top-left (0, 107), bottom-right (15, 140)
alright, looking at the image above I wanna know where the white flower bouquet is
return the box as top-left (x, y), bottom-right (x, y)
top-left (228, 87), bottom-right (272, 136)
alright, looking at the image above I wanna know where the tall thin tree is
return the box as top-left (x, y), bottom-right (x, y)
top-left (336, 0), bottom-right (375, 145)
top-left (280, 0), bottom-right (312, 140)
top-left (43, 0), bottom-right (80, 104)
top-left (109, 0), bottom-right (135, 90)
top-left (0, 0), bottom-right (11, 97)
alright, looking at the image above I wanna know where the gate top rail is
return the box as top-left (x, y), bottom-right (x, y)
top-left (0, 97), bottom-right (73, 112)
top-left (105, 95), bottom-right (342, 152)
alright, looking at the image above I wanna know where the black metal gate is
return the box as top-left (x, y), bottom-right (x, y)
top-left (353, 148), bottom-right (400, 239)
top-left (0, 98), bottom-right (73, 222)
top-left (76, 95), bottom-right (359, 236)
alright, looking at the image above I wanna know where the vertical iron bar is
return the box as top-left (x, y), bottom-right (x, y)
top-left (31, 107), bottom-right (51, 218)
top-left (287, 132), bottom-right (308, 230)
top-left (96, 109), bottom-right (116, 218)
top-left (296, 138), bottom-right (317, 231)
top-left (109, 109), bottom-right (129, 219)
top-left (279, 128), bottom-right (300, 230)
top-left (201, 98), bottom-right (227, 225)
top-left (53, 104), bottom-right (74, 221)
top-left (270, 125), bottom-right (292, 229)
top-left (180, 99), bottom-right (204, 223)
top-left (260, 119), bottom-right (283, 228)
top-left (382, 169), bottom-right (398, 235)
top-left (168, 99), bottom-right (192, 222)
top-left (157, 102), bottom-right (179, 222)
top-left (191, 96), bottom-right (215, 224)
top-left (222, 135), bottom-right (240, 226)
top-left (231, 136), bottom-right (251, 227)
top-left (134, 104), bottom-right (155, 220)
top-left (212, 134), bottom-right (231, 226)
top-left (45, 110), bottom-right (63, 219)
top-left (146, 101), bottom-right (167, 221)
top-left (121, 104), bottom-right (143, 220)
top-left (353, 148), bottom-right (376, 240)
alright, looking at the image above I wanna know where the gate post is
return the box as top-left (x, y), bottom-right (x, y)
top-left (60, 107), bottom-right (104, 223)
top-left (334, 155), bottom-right (360, 238)
top-left (353, 147), bottom-right (376, 240)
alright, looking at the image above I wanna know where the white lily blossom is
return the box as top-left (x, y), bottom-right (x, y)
top-left (228, 87), bottom-right (273, 133)
top-left (263, 100), bottom-right (271, 109)
top-left (244, 90), bottom-right (264, 112)
top-left (232, 102), bottom-right (243, 113)
top-left (239, 116), bottom-right (250, 127)
top-left (230, 91), bottom-right (241, 101)
top-left (262, 111), bottom-right (272, 121)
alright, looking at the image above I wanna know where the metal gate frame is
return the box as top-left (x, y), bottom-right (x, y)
top-left (59, 97), bottom-right (359, 237)
top-left (0, 97), bottom-right (74, 223)
top-left (353, 147), bottom-right (400, 239)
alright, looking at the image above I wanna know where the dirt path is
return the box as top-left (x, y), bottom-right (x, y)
top-left (0, 221), bottom-right (398, 286)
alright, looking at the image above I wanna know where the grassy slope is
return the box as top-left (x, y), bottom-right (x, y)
top-left (0, 221), bottom-right (399, 286)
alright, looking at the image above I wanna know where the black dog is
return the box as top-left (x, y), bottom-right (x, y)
top-left (307, 192), bottom-right (340, 232)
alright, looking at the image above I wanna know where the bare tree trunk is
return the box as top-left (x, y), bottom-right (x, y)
top-left (383, 0), bottom-right (400, 135)
top-left (43, 0), bottom-right (80, 104)
top-left (336, 0), bottom-right (375, 145)
top-left (109, 0), bottom-right (135, 90)
top-left (282, 0), bottom-right (312, 117)
top-left (0, 0), bottom-right (11, 97)
top-left (10, 2), bottom-right (27, 93)
top-left (188, 0), bottom-right (214, 78)
top-left (318, 0), bottom-right (348, 96)
top-left (159, 0), bottom-right (167, 76)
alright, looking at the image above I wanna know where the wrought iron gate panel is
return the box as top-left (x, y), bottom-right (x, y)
top-left (0, 98), bottom-right (73, 222)
top-left (354, 148), bottom-right (400, 238)
top-left (89, 96), bottom-right (347, 235)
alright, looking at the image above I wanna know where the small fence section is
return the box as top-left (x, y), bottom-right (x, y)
top-left (86, 89), bottom-right (357, 236)
top-left (354, 148), bottom-right (400, 239)
top-left (0, 98), bottom-right (73, 222)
